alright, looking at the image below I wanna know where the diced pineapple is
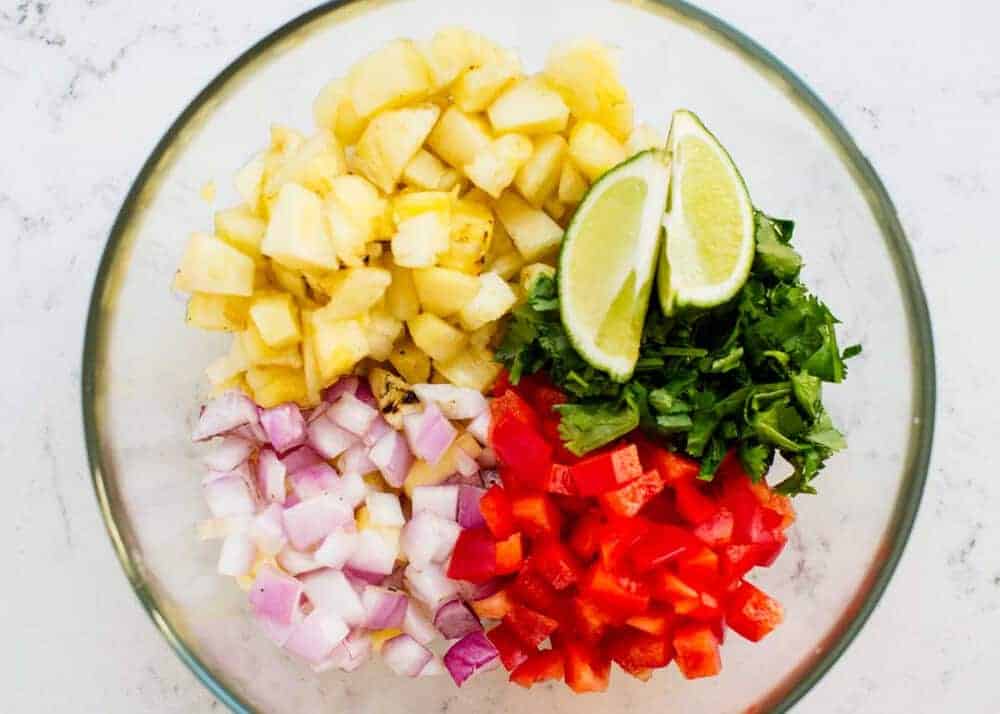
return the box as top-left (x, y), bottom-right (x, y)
top-left (417, 27), bottom-right (487, 92)
top-left (315, 267), bottom-right (392, 321)
top-left (487, 217), bottom-right (516, 259)
top-left (347, 39), bottom-right (433, 118)
top-left (249, 292), bottom-right (301, 349)
top-left (453, 48), bottom-right (521, 113)
top-left (206, 337), bottom-right (249, 386)
top-left (214, 205), bottom-right (266, 259)
top-left (437, 168), bottom-right (462, 191)
top-left (557, 158), bottom-right (589, 205)
top-left (439, 198), bottom-right (493, 274)
top-left (308, 314), bottom-right (369, 383)
top-left (403, 433), bottom-right (482, 496)
top-left (412, 267), bottom-right (481, 317)
top-left (543, 196), bottom-right (567, 221)
top-left (300, 309), bottom-right (322, 406)
top-left (459, 272), bottom-right (517, 330)
top-left (626, 123), bottom-right (664, 155)
top-left (393, 191), bottom-right (453, 221)
top-left (407, 313), bottom-right (467, 362)
top-left (242, 323), bottom-right (303, 368)
top-left (246, 365), bottom-right (308, 408)
top-left (402, 149), bottom-right (449, 190)
top-left (354, 104), bottom-right (441, 193)
top-left (390, 191), bottom-right (453, 268)
top-left (264, 132), bottom-right (347, 200)
top-left (568, 121), bottom-right (627, 181)
top-left (543, 39), bottom-right (633, 140)
top-left (487, 77), bottom-right (569, 135)
top-left (385, 261), bottom-right (421, 321)
top-left (463, 133), bottom-right (533, 198)
top-left (262, 183), bottom-right (338, 271)
top-left (186, 293), bottom-right (250, 332)
top-left (435, 344), bottom-right (502, 392)
top-left (389, 338), bottom-right (431, 384)
top-left (494, 191), bottom-right (563, 261)
top-left (486, 251), bottom-right (524, 281)
top-left (520, 263), bottom-right (556, 293)
top-left (468, 321), bottom-right (499, 349)
top-left (514, 134), bottom-right (567, 207)
top-left (234, 152), bottom-right (267, 216)
top-left (426, 107), bottom-right (493, 170)
top-left (269, 125), bottom-right (306, 154)
top-left (366, 307), bottom-right (405, 361)
top-left (177, 232), bottom-right (256, 296)
top-left (269, 263), bottom-right (311, 304)
top-left (324, 174), bottom-right (391, 267)
top-left (313, 77), bottom-right (368, 145)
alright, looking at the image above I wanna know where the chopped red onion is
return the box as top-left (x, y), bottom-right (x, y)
top-left (476, 446), bottom-right (498, 468)
top-left (259, 403), bottom-right (308, 453)
top-left (457, 486), bottom-right (487, 529)
top-left (466, 409), bottom-right (491, 446)
top-left (453, 448), bottom-right (479, 478)
top-left (203, 436), bottom-right (254, 472)
top-left (361, 586), bottom-right (408, 629)
top-left (401, 412), bottom-right (424, 451)
top-left (412, 383), bottom-right (488, 419)
top-left (257, 448), bottom-right (287, 503)
top-left (346, 530), bottom-right (397, 576)
top-left (355, 380), bottom-right (377, 407)
top-left (314, 527), bottom-right (358, 569)
top-left (457, 577), bottom-right (506, 603)
top-left (307, 416), bottom-right (357, 460)
top-left (282, 494), bottom-right (353, 550)
top-left (217, 533), bottom-right (255, 576)
top-left (344, 567), bottom-right (387, 586)
top-left (249, 565), bottom-right (302, 626)
top-left (277, 546), bottom-right (321, 576)
top-left (283, 491), bottom-right (301, 509)
top-left (196, 515), bottom-right (251, 541)
top-left (419, 657), bottom-right (446, 677)
top-left (249, 503), bottom-right (287, 556)
top-left (333, 471), bottom-right (368, 509)
top-left (284, 609), bottom-right (350, 664)
top-left (202, 460), bottom-right (252, 485)
top-left (362, 415), bottom-right (393, 447)
top-left (325, 628), bottom-right (372, 672)
top-left (322, 376), bottom-right (359, 403)
top-left (405, 404), bottom-right (457, 465)
top-left (444, 471), bottom-right (483, 487)
top-left (338, 442), bottom-right (377, 476)
top-left (301, 569), bottom-right (366, 627)
top-left (329, 393), bottom-right (378, 436)
top-left (203, 475), bottom-right (256, 518)
top-left (433, 599), bottom-right (482, 639)
top-left (289, 462), bottom-right (339, 500)
top-left (382, 634), bottom-right (433, 677)
top-left (401, 511), bottom-right (461, 568)
top-left (402, 601), bottom-right (437, 645)
top-left (411, 485), bottom-right (458, 521)
top-left (368, 430), bottom-right (413, 488)
top-left (404, 563), bottom-right (459, 610)
top-left (365, 492), bottom-right (405, 527)
top-left (443, 631), bottom-right (500, 686)
top-left (192, 390), bottom-right (260, 442)
top-left (280, 445), bottom-right (323, 474)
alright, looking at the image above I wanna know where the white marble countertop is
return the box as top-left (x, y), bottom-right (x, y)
top-left (3, 0), bottom-right (997, 711)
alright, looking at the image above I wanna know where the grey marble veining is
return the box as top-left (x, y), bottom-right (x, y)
top-left (3, 0), bottom-right (997, 712)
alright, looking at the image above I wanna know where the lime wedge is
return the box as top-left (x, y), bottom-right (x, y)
top-left (559, 150), bottom-right (671, 381)
top-left (658, 110), bottom-right (755, 315)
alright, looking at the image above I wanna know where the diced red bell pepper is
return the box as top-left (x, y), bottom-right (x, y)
top-left (624, 667), bottom-right (653, 682)
top-left (490, 416), bottom-right (553, 490)
top-left (487, 622), bottom-right (533, 671)
top-left (510, 649), bottom-right (565, 688)
top-left (676, 545), bottom-right (720, 588)
top-left (522, 379), bottom-right (568, 418)
top-left (719, 544), bottom-right (759, 586)
top-left (625, 607), bottom-right (674, 636)
top-left (608, 629), bottom-right (673, 675)
top-left (563, 639), bottom-right (611, 693)
top-left (691, 505), bottom-right (735, 547)
top-left (504, 603), bottom-right (560, 648)
top-left (491, 370), bottom-right (513, 397)
top-left (490, 389), bottom-right (539, 430)
top-left (648, 570), bottom-right (699, 607)
top-left (569, 511), bottom-right (604, 561)
top-left (639, 492), bottom-right (681, 524)
top-left (675, 480), bottom-right (723, 525)
top-left (581, 564), bottom-right (650, 617)
top-left (552, 494), bottom-right (590, 515)
top-left (674, 590), bottom-right (722, 622)
top-left (726, 581), bottom-right (784, 642)
top-left (511, 570), bottom-right (560, 616)
top-left (570, 596), bottom-right (614, 641)
top-left (511, 493), bottom-right (563, 537)
top-left (599, 468), bottom-right (666, 517)
top-left (570, 444), bottom-right (643, 497)
top-left (628, 524), bottom-right (699, 573)
top-left (496, 532), bottom-right (524, 575)
top-left (673, 623), bottom-right (722, 679)
top-left (479, 485), bottom-right (516, 539)
top-left (647, 447), bottom-right (700, 484)
top-left (543, 463), bottom-right (577, 496)
top-left (470, 589), bottom-right (514, 620)
top-left (598, 515), bottom-right (650, 571)
top-left (754, 531), bottom-right (788, 566)
top-left (447, 527), bottom-right (497, 583)
top-left (530, 539), bottom-right (583, 590)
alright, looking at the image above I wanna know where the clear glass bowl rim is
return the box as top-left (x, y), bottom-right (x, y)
top-left (81, 1), bottom-right (936, 711)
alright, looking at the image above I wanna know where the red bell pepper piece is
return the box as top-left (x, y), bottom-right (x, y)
top-left (625, 607), bottom-right (674, 636)
top-left (521, 378), bottom-right (568, 418)
top-left (511, 569), bottom-right (560, 616)
top-left (511, 493), bottom-right (562, 537)
top-left (570, 444), bottom-right (643, 496)
top-left (676, 545), bottom-right (720, 588)
top-left (674, 590), bottom-right (722, 621)
top-left (479, 485), bottom-right (516, 539)
top-left (563, 639), bottom-right (611, 693)
top-left (487, 622), bottom-right (533, 671)
top-left (673, 623), bottom-right (722, 679)
top-left (647, 447), bottom-right (700, 484)
top-left (529, 539), bottom-right (583, 590)
top-left (496, 532), bottom-right (524, 575)
top-left (608, 629), bottom-right (673, 674)
top-left (628, 524), bottom-right (699, 573)
top-left (726, 581), bottom-right (784, 642)
top-left (490, 416), bottom-right (553, 490)
top-left (542, 463), bottom-right (577, 495)
top-left (504, 603), bottom-right (560, 648)
top-left (648, 570), bottom-right (699, 607)
top-left (510, 649), bottom-right (565, 688)
top-left (490, 389), bottom-right (539, 430)
top-left (491, 370), bottom-right (513, 397)
top-left (675, 480), bottom-right (722, 525)
top-left (598, 515), bottom-right (650, 571)
top-left (470, 589), bottom-right (514, 620)
top-left (598, 468), bottom-right (666, 517)
top-left (692, 506), bottom-right (735, 547)
top-left (581, 564), bottom-right (650, 617)
top-left (569, 511), bottom-right (604, 561)
top-left (570, 596), bottom-right (614, 641)
top-left (754, 531), bottom-right (788, 566)
top-left (447, 527), bottom-right (497, 583)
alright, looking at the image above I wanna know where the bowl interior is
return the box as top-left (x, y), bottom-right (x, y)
top-left (83, 1), bottom-right (933, 712)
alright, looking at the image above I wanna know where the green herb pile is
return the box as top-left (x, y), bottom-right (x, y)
top-left (495, 212), bottom-right (860, 496)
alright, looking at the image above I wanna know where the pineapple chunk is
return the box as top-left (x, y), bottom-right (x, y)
top-left (249, 292), bottom-right (301, 349)
top-left (403, 433), bottom-right (482, 496)
top-left (390, 191), bottom-right (453, 268)
top-left (366, 307), bottom-right (405, 361)
top-left (234, 152), bottom-right (267, 216)
top-left (393, 190), bottom-right (453, 221)
top-left (453, 48), bottom-right (521, 113)
top-left (514, 134), bottom-right (567, 207)
top-left (543, 39), bottom-right (633, 140)
top-left (246, 366), bottom-right (308, 408)
top-left (402, 149), bottom-right (449, 190)
top-left (177, 232), bottom-right (255, 296)
top-left (520, 263), bottom-right (556, 293)
top-left (214, 205), bottom-right (266, 259)
top-left (300, 309), bottom-right (322, 406)
top-left (557, 158), bottom-right (589, 205)
top-left (487, 77), bottom-right (569, 135)
top-left (315, 267), bottom-right (392, 321)
top-left (354, 104), bottom-right (441, 193)
top-left (494, 191), bottom-right (563, 261)
top-left (325, 174), bottom-right (392, 267)
top-left (308, 314), bottom-right (369, 383)
top-left (389, 338), bottom-right (432, 384)
top-left (413, 267), bottom-right (481, 317)
top-left (426, 107), bottom-right (492, 170)
top-left (385, 262), bottom-right (421, 321)
top-left (543, 196), bottom-right (567, 221)
top-left (262, 183), bottom-right (338, 271)
top-left (264, 132), bottom-right (347, 199)
top-left (486, 251), bottom-right (524, 281)
top-left (269, 263), bottom-right (311, 304)
top-left (187, 293), bottom-right (250, 332)
top-left (469, 321), bottom-right (499, 349)
top-left (626, 123), bottom-right (664, 155)
top-left (417, 27), bottom-right (487, 92)
top-left (242, 323), bottom-right (303, 368)
top-left (347, 39), bottom-right (433, 118)
top-left (205, 337), bottom-right (249, 386)
top-left (463, 133), bottom-right (533, 198)
top-left (407, 313), bottom-right (467, 362)
top-left (568, 121), bottom-right (626, 181)
top-left (439, 199), bottom-right (493, 274)
top-left (313, 78), bottom-right (368, 145)
top-left (459, 272), bottom-right (517, 330)
top-left (435, 345), bottom-right (502, 392)
top-left (437, 168), bottom-right (463, 191)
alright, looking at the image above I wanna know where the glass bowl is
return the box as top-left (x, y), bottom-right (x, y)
top-left (82, 0), bottom-right (935, 711)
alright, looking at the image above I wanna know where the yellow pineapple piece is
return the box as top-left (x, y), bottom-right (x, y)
top-left (268, 263), bottom-right (310, 304)
top-left (366, 306), bottom-right (405, 361)
top-left (391, 191), bottom-right (453, 268)
top-left (354, 104), bottom-right (441, 193)
top-left (370, 628), bottom-right (404, 652)
top-left (426, 107), bottom-right (493, 170)
top-left (453, 48), bottom-right (521, 113)
top-left (557, 158), bottom-right (589, 205)
top-left (463, 133), bottom-right (533, 198)
top-left (262, 183), bottom-right (338, 271)
top-left (186, 293), bottom-right (250, 332)
top-left (242, 323), bottom-right (303, 368)
top-left (214, 205), bottom-right (266, 259)
top-left (514, 134), bottom-right (567, 207)
top-left (403, 434), bottom-right (482, 496)
top-left (308, 313), bottom-right (369, 383)
top-left (402, 149), bottom-right (449, 190)
top-left (568, 121), bottom-right (626, 181)
top-left (176, 232), bottom-right (256, 297)
top-left (246, 366), bottom-right (307, 408)
top-left (300, 309), bottom-right (322, 406)
top-left (543, 39), bottom-right (633, 140)
top-left (347, 39), bottom-right (433, 118)
top-left (314, 267), bottom-right (392, 321)
top-left (412, 267), bottom-right (481, 317)
top-left (435, 345), bottom-right (502, 392)
top-left (205, 337), bottom-right (250, 386)
top-left (385, 261), bottom-right (421, 321)
top-left (439, 199), bottom-right (493, 274)
top-left (494, 191), bottom-right (564, 261)
top-left (313, 78), bottom-right (368, 146)
top-left (264, 132), bottom-right (347, 200)
top-left (249, 292), bottom-right (301, 349)
top-left (458, 272), bottom-right (517, 331)
top-left (407, 313), bottom-right (466, 362)
top-left (389, 338), bottom-right (432, 384)
top-left (417, 27), bottom-right (489, 92)
top-left (468, 321), bottom-right (499, 349)
top-left (487, 77), bottom-right (569, 135)
top-left (543, 196), bottom-right (568, 222)
top-left (626, 123), bottom-right (664, 155)
top-left (234, 152), bottom-right (267, 216)
top-left (324, 174), bottom-right (391, 267)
